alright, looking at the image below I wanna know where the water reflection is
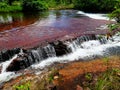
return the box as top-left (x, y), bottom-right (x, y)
top-left (0, 12), bottom-right (49, 32)
top-left (0, 12), bottom-right (23, 24)
top-left (0, 10), bottom-right (86, 32)
top-left (35, 10), bottom-right (79, 28)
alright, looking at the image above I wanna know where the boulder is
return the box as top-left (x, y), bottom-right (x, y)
top-left (50, 40), bottom-right (70, 56)
top-left (6, 54), bottom-right (30, 72)
top-left (0, 48), bottom-right (20, 62)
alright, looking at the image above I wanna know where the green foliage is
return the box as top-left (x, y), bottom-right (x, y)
top-left (44, 0), bottom-right (74, 9)
top-left (95, 69), bottom-right (120, 90)
top-left (48, 74), bottom-right (54, 83)
top-left (108, 0), bottom-right (120, 23)
top-left (109, 9), bottom-right (120, 23)
top-left (14, 81), bottom-right (30, 90)
top-left (0, 0), bottom-right (118, 13)
top-left (0, 2), bottom-right (8, 8)
top-left (48, 68), bottom-right (58, 83)
top-left (22, 0), bottom-right (48, 11)
top-left (74, 0), bottom-right (116, 12)
top-left (0, 2), bottom-right (22, 12)
top-left (85, 73), bottom-right (92, 81)
top-left (7, 0), bottom-right (15, 5)
top-left (108, 23), bottom-right (119, 31)
top-left (12, 1), bottom-right (21, 6)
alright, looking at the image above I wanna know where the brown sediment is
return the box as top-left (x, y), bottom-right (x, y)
top-left (0, 17), bottom-right (112, 51)
top-left (56, 56), bottom-right (120, 90)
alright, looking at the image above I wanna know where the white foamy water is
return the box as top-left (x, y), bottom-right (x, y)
top-left (77, 11), bottom-right (114, 21)
top-left (0, 72), bottom-right (15, 84)
top-left (32, 34), bottom-right (120, 70)
top-left (0, 34), bottom-right (120, 84)
top-left (0, 55), bottom-right (21, 84)
top-left (0, 55), bottom-right (17, 73)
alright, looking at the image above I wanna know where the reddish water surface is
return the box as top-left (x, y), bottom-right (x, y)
top-left (0, 10), bottom-right (112, 50)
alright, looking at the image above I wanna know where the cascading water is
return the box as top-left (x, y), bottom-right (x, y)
top-left (0, 33), bottom-right (120, 84)
top-left (29, 44), bottom-right (56, 64)
top-left (68, 35), bottom-right (96, 52)
top-left (68, 35), bottom-right (108, 52)
top-left (0, 10), bottom-right (120, 85)
top-left (44, 44), bottom-right (56, 57)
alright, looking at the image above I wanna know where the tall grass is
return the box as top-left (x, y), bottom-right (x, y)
top-left (95, 68), bottom-right (120, 90)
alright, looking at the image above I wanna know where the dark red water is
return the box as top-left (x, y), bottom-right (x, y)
top-left (0, 10), bottom-right (111, 50)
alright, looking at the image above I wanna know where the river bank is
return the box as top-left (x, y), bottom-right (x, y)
top-left (1, 55), bottom-right (120, 90)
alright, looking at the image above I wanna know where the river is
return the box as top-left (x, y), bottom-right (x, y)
top-left (0, 10), bottom-right (110, 50)
top-left (0, 10), bottom-right (119, 85)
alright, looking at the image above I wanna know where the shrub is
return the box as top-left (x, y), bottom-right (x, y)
top-left (109, 9), bottom-right (120, 23)
top-left (74, 0), bottom-right (116, 12)
top-left (0, 2), bottom-right (8, 8)
top-left (22, 0), bottom-right (48, 11)
top-left (0, 2), bottom-right (22, 12)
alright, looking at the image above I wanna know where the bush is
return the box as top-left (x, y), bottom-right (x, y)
top-left (74, 0), bottom-right (116, 12)
top-left (0, 2), bottom-right (8, 8)
top-left (22, 0), bottom-right (48, 11)
top-left (109, 0), bottom-right (120, 23)
top-left (0, 2), bottom-right (22, 12)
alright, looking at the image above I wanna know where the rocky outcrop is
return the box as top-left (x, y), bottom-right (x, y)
top-left (6, 40), bottom-right (70, 72)
top-left (6, 54), bottom-right (30, 71)
top-left (50, 40), bottom-right (70, 56)
top-left (5, 34), bottom-right (101, 72)
top-left (0, 48), bottom-right (20, 62)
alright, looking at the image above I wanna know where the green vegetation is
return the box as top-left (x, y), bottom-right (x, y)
top-left (73, 0), bottom-right (116, 12)
top-left (22, 0), bottom-right (48, 11)
top-left (94, 68), bottom-right (120, 90)
top-left (0, 1), bottom-right (22, 12)
top-left (106, 0), bottom-right (120, 33)
top-left (13, 81), bottom-right (30, 90)
top-left (109, 0), bottom-right (120, 23)
top-left (108, 23), bottom-right (120, 32)
top-left (0, 0), bottom-right (119, 12)
top-left (0, 0), bottom-right (74, 12)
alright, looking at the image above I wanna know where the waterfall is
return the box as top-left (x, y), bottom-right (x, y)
top-left (31, 50), bottom-right (42, 63)
top-left (0, 34), bottom-right (108, 73)
top-left (1, 55), bottom-right (18, 73)
top-left (44, 44), bottom-right (56, 57)
top-left (1, 33), bottom-right (120, 84)
top-left (68, 35), bottom-right (100, 52)
top-left (30, 44), bottom-right (56, 63)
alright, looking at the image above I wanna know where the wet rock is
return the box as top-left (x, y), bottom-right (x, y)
top-left (50, 40), bottom-right (70, 56)
top-left (0, 65), bottom-right (2, 73)
top-left (6, 54), bottom-right (30, 72)
top-left (0, 48), bottom-right (20, 62)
